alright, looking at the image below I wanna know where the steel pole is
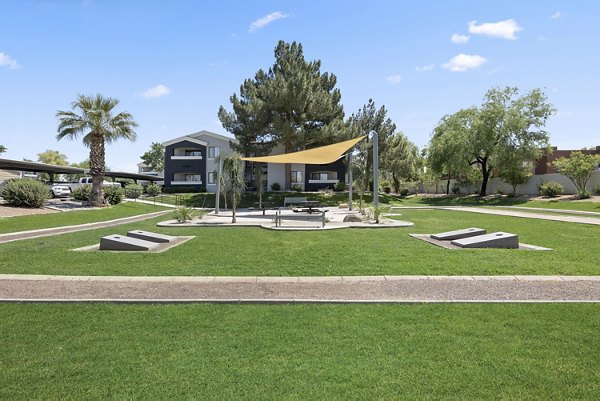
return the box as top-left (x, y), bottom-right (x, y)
top-left (372, 130), bottom-right (379, 208)
top-left (215, 158), bottom-right (222, 214)
top-left (348, 153), bottom-right (353, 211)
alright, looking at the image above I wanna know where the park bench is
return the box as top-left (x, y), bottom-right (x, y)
top-left (275, 209), bottom-right (326, 228)
top-left (283, 197), bottom-right (308, 207)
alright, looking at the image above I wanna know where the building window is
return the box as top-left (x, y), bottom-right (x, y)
top-left (185, 174), bottom-right (202, 182)
top-left (311, 171), bottom-right (337, 181)
top-left (184, 150), bottom-right (202, 156)
top-left (208, 172), bottom-right (216, 184)
top-left (208, 146), bottom-right (220, 159)
top-left (291, 171), bottom-right (302, 183)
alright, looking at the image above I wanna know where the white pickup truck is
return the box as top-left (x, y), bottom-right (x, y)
top-left (64, 177), bottom-right (121, 192)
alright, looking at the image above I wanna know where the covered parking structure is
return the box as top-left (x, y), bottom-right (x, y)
top-left (0, 158), bottom-right (163, 184)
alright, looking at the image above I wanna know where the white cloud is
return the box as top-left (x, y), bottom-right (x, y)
top-left (141, 84), bottom-right (170, 99)
top-left (468, 19), bottom-right (523, 40)
top-left (451, 34), bottom-right (470, 44)
top-left (387, 75), bottom-right (402, 84)
top-left (0, 52), bottom-right (19, 69)
top-left (442, 54), bottom-right (487, 72)
top-left (415, 64), bottom-right (435, 72)
top-left (551, 11), bottom-right (565, 19)
top-left (249, 11), bottom-right (289, 33)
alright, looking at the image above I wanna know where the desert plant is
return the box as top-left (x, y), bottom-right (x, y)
top-left (173, 206), bottom-right (195, 223)
top-left (291, 184), bottom-right (303, 192)
top-left (222, 152), bottom-right (246, 223)
top-left (103, 185), bottom-right (124, 205)
top-left (125, 184), bottom-right (143, 199)
top-left (72, 184), bottom-right (92, 201)
top-left (1, 179), bottom-right (50, 208)
top-left (365, 204), bottom-right (391, 224)
top-left (270, 182), bottom-right (281, 191)
top-left (538, 180), bottom-right (564, 197)
top-left (145, 183), bottom-right (161, 197)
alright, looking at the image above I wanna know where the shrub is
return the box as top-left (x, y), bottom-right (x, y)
top-left (333, 181), bottom-right (346, 192)
top-left (145, 183), bottom-right (162, 197)
top-left (538, 180), bottom-right (564, 197)
top-left (451, 182), bottom-right (461, 194)
top-left (495, 187), bottom-right (505, 195)
top-left (72, 184), bottom-right (92, 201)
top-left (399, 188), bottom-right (409, 197)
top-left (291, 184), bottom-right (303, 192)
top-left (383, 186), bottom-right (391, 194)
top-left (270, 182), bottom-right (281, 191)
top-left (104, 185), bottom-right (124, 205)
top-left (593, 184), bottom-right (600, 196)
top-left (173, 206), bottom-right (195, 223)
top-left (365, 205), bottom-right (391, 224)
top-left (125, 184), bottom-right (143, 199)
top-left (1, 179), bottom-right (50, 208)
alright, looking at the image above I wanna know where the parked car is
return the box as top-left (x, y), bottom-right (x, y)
top-left (50, 185), bottom-right (71, 198)
top-left (64, 177), bottom-right (122, 192)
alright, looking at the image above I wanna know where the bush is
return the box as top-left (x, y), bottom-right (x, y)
top-left (593, 184), bottom-right (600, 196)
top-left (333, 181), bottom-right (346, 192)
top-left (173, 206), bottom-right (195, 223)
top-left (104, 185), bottom-right (124, 205)
top-left (145, 183), bottom-right (162, 197)
top-left (538, 181), bottom-right (564, 197)
top-left (451, 182), bottom-right (461, 194)
top-left (495, 187), bottom-right (505, 195)
top-left (72, 184), bottom-right (92, 201)
top-left (291, 184), bottom-right (303, 192)
top-left (125, 184), bottom-right (143, 199)
top-left (383, 186), bottom-right (391, 194)
top-left (1, 179), bottom-right (50, 208)
top-left (270, 182), bottom-right (281, 191)
top-left (399, 188), bottom-right (409, 197)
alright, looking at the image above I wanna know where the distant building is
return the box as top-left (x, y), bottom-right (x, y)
top-left (535, 146), bottom-right (600, 174)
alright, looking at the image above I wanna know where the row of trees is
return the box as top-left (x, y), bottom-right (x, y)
top-left (218, 40), bottom-right (420, 192)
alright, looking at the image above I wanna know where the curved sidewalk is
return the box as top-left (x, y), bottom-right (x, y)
top-left (2, 275), bottom-right (600, 303)
top-left (393, 206), bottom-right (600, 225)
top-left (0, 210), bottom-right (171, 244)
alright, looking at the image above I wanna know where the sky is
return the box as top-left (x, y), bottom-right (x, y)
top-left (1, 0), bottom-right (599, 173)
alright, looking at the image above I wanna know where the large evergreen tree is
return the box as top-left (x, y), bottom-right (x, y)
top-left (219, 40), bottom-right (344, 189)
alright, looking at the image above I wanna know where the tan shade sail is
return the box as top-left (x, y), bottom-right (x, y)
top-left (241, 136), bottom-right (366, 164)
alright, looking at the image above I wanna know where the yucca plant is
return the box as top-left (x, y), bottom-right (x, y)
top-left (173, 206), bottom-right (195, 223)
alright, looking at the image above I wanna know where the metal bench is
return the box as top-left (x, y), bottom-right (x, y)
top-left (275, 210), bottom-right (326, 228)
top-left (283, 197), bottom-right (308, 207)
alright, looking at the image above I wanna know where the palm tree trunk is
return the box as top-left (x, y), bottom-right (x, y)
top-left (89, 132), bottom-right (106, 207)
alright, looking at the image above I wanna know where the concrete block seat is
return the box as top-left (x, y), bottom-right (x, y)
top-left (431, 227), bottom-right (486, 241)
top-left (100, 235), bottom-right (160, 251)
top-left (451, 232), bottom-right (519, 249)
top-left (127, 230), bottom-right (176, 243)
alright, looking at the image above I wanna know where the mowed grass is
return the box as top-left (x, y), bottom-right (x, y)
top-left (1, 303), bottom-right (599, 399)
top-left (0, 209), bottom-right (598, 276)
top-left (0, 202), bottom-right (168, 234)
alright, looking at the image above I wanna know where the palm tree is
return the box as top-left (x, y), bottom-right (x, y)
top-left (222, 152), bottom-right (246, 223)
top-left (0, 145), bottom-right (6, 154)
top-left (56, 95), bottom-right (138, 207)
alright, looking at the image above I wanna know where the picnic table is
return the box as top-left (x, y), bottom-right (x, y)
top-left (253, 201), bottom-right (275, 215)
top-left (293, 200), bottom-right (322, 214)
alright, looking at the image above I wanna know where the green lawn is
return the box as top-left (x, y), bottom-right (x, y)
top-left (0, 202), bottom-right (168, 234)
top-left (1, 303), bottom-right (599, 399)
top-left (0, 209), bottom-right (598, 276)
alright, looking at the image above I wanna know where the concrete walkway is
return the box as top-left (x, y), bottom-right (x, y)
top-left (0, 210), bottom-right (171, 244)
top-left (2, 274), bottom-right (600, 303)
top-left (393, 206), bottom-right (600, 225)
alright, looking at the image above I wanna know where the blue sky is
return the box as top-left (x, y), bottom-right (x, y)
top-left (1, 0), bottom-right (598, 172)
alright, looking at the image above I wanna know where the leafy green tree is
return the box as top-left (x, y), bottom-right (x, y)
top-left (497, 155), bottom-right (532, 195)
top-left (222, 152), bottom-right (246, 223)
top-left (56, 95), bottom-right (138, 207)
top-left (382, 132), bottom-right (420, 192)
top-left (430, 87), bottom-right (554, 196)
top-left (219, 40), bottom-right (344, 189)
top-left (64, 159), bottom-right (90, 181)
top-left (140, 142), bottom-right (165, 173)
top-left (36, 150), bottom-right (69, 181)
top-left (553, 151), bottom-right (600, 198)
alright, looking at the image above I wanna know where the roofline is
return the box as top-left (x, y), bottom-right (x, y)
top-left (188, 130), bottom-right (239, 143)
top-left (162, 136), bottom-right (208, 147)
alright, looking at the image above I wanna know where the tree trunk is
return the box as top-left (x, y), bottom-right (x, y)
top-left (446, 178), bottom-right (451, 195)
top-left (479, 159), bottom-right (490, 197)
top-left (88, 133), bottom-right (106, 207)
top-left (232, 202), bottom-right (236, 223)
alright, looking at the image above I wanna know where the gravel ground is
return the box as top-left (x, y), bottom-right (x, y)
top-left (2, 276), bottom-right (600, 301)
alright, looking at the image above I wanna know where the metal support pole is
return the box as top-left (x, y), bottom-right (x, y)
top-left (348, 153), bottom-right (353, 211)
top-left (372, 130), bottom-right (379, 208)
top-left (215, 158), bottom-right (223, 214)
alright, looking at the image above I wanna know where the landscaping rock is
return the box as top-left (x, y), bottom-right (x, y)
top-left (343, 214), bottom-right (363, 222)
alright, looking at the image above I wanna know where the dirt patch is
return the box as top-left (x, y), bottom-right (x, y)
top-left (0, 203), bottom-right (58, 218)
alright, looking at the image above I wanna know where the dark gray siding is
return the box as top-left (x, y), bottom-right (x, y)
top-left (304, 158), bottom-right (346, 191)
top-left (164, 140), bottom-right (207, 191)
